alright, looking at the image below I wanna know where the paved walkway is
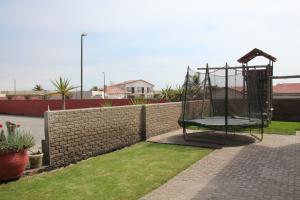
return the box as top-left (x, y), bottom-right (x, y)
top-left (141, 131), bottom-right (300, 200)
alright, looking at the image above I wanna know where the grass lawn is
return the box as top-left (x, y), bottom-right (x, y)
top-left (0, 142), bottom-right (212, 200)
top-left (264, 121), bottom-right (300, 135)
top-left (188, 121), bottom-right (300, 135)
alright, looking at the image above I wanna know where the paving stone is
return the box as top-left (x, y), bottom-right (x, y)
top-left (141, 133), bottom-right (300, 200)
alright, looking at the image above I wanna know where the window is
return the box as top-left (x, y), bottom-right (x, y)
top-left (131, 87), bottom-right (135, 93)
top-left (137, 87), bottom-right (143, 93)
top-left (147, 87), bottom-right (152, 93)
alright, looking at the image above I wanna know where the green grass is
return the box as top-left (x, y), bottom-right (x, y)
top-left (0, 142), bottom-right (212, 200)
top-left (188, 121), bottom-right (300, 135)
top-left (264, 121), bottom-right (300, 135)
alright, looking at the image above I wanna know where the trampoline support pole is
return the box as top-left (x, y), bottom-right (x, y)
top-left (225, 63), bottom-right (228, 135)
top-left (182, 66), bottom-right (190, 141)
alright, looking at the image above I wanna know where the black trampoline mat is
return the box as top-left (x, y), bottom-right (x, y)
top-left (184, 116), bottom-right (262, 127)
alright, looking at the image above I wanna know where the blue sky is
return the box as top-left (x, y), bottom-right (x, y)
top-left (0, 0), bottom-right (299, 91)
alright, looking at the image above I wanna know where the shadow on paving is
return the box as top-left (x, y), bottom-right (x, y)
top-left (148, 131), bottom-right (256, 149)
top-left (191, 142), bottom-right (299, 200)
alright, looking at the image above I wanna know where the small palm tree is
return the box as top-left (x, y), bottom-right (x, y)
top-left (51, 77), bottom-right (77, 110)
top-left (160, 85), bottom-right (173, 101)
top-left (90, 86), bottom-right (99, 91)
top-left (33, 84), bottom-right (43, 91)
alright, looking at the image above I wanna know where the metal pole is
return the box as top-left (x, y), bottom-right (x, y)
top-left (182, 66), bottom-right (190, 140)
top-left (270, 75), bottom-right (300, 79)
top-left (197, 65), bottom-right (268, 70)
top-left (102, 72), bottom-right (106, 99)
top-left (80, 33), bottom-right (87, 99)
top-left (14, 79), bottom-right (16, 95)
top-left (225, 63), bottom-right (228, 135)
top-left (80, 35), bottom-right (83, 99)
top-left (206, 63), bottom-right (214, 117)
top-left (13, 79), bottom-right (16, 100)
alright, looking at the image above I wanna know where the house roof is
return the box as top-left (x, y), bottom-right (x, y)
top-left (110, 79), bottom-right (154, 87)
top-left (105, 86), bottom-right (130, 94)
top-left (2, 90), bottom-right (51, 96)
top-left (273, 83), bottom-right (300, 94)
top-left (230, 86), bottom-right (244, 93)
top-left (237, 48), bottom-right (277, 64)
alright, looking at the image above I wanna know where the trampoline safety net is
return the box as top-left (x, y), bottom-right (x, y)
top-left (180, 65), bottom-right (267, 130)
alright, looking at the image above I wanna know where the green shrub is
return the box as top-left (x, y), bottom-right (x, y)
top-left (130, 98), bottom-right (148, 105)
top-left (101, 100), bottom-right (113, 107)
top-left (0, 122), bottom-right (35, 154)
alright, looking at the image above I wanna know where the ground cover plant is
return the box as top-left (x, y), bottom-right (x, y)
top-left (0, 142), bottom-right (212, 200)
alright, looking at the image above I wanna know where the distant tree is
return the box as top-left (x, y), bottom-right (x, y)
top-left (24, 95), bottom-right (31, 100)
top-left (160, 85), bottom-right (173, 101)
top-left (51, 77), bottom-right (77, 110)
top-left (90, 86), bottom-right (99, 91)
top-left (33, 84), bottom-right (43, 91)
top-left (160, 85), bottom-right (184, 102)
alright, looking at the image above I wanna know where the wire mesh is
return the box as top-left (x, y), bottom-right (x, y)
top-left (181, 65), bottom-right (266, 129)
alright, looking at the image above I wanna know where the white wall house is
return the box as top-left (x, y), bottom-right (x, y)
top-left (49, 91), bottom-right (103, 100)
top-left (110, 80), bottom-right (155, 99)
top-left (103, 86), bottom-right (130, 99)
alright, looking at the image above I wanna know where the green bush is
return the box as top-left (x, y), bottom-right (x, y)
top-left (100, 100), bottom-right (113, 107)
top-left (0, 122), bottom-right (35, 154)
top-left (130, 98), bottom-right (148, 105)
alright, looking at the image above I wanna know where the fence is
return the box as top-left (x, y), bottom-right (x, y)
top-left (272, 98), bottom-right (300, 121)
top-left (0, 99), bottom-right (165, 117)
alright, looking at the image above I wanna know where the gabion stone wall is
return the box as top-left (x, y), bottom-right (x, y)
top-left (44, 101), bottom-right (208, 168)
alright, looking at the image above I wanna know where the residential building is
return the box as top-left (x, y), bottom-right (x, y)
top-left (109, 79), bottom-right (155, 99)
top-left (273, 83), bottom-right (300, 99)
top-left (0, 91), bottom-right (50, 100)
top-left (102, 86), bottom-right (130, 99)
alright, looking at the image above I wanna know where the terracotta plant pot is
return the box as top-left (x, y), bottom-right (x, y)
top-left (0, 150), bottom-right (28, 181)
top-left (29, 153), bottom-right (43, 169)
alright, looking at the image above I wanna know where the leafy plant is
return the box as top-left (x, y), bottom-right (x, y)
top-left (130, 98), bottom-right (148, 105)
top-left (160, 85), bottom-right (184, 102)
top-left (0, 122), bottom-right (34, 154)
top-left (33, 84), bottom-right (43, 91)
top-left (51, 77), bottom-right (77, 109)
top-left (101, 100), bottom-right (113, 107)
top-left (29, 149), bottom-right (43, 155)
top-left (24, 95), bottom-right (31, 100)
top-left (90, 86), bottom-right (99, 91)
top-left (160, 85), bottom-right (173, 101)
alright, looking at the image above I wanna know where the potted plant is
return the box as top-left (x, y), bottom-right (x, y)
top-left (0, 122), bottom-right (34, 181)
top-left (29, 150), bottom-right (43, 169)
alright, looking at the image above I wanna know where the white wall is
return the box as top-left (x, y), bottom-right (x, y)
top-left (122, 80), bottom-right (154, 98)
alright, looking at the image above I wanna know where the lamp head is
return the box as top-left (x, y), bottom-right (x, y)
top-left (81, 33), bottom-right (87, 37)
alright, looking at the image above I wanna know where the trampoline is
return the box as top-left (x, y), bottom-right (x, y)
top-left (179, 51), bottom-right (276, 142)
top-left (183, 116), bottom-right (262, 128)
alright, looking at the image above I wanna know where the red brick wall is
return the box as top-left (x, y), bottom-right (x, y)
top-left (0, 99), bottom-right (165, 117)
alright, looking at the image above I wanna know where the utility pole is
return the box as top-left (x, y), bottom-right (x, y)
top-left (80, 33), bottom-right (87, 99)
top-left (102, 72), bottom-right (106, 99)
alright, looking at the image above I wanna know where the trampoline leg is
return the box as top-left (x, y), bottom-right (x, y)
top-left (183, 127), bottom-right (187, 141)
top-left (250, 127), bottom-right (263, 141)
top-left (260, 127), bottom-right (264, 141)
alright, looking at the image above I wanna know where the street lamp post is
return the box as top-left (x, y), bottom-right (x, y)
top-left (102, 72), bottom-right (106, 99)
top-left (80, 33), bottom-right (87, 99)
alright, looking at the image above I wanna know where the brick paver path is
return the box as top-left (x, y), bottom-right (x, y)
top-left (141, 133), bottom-right (300, 200)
